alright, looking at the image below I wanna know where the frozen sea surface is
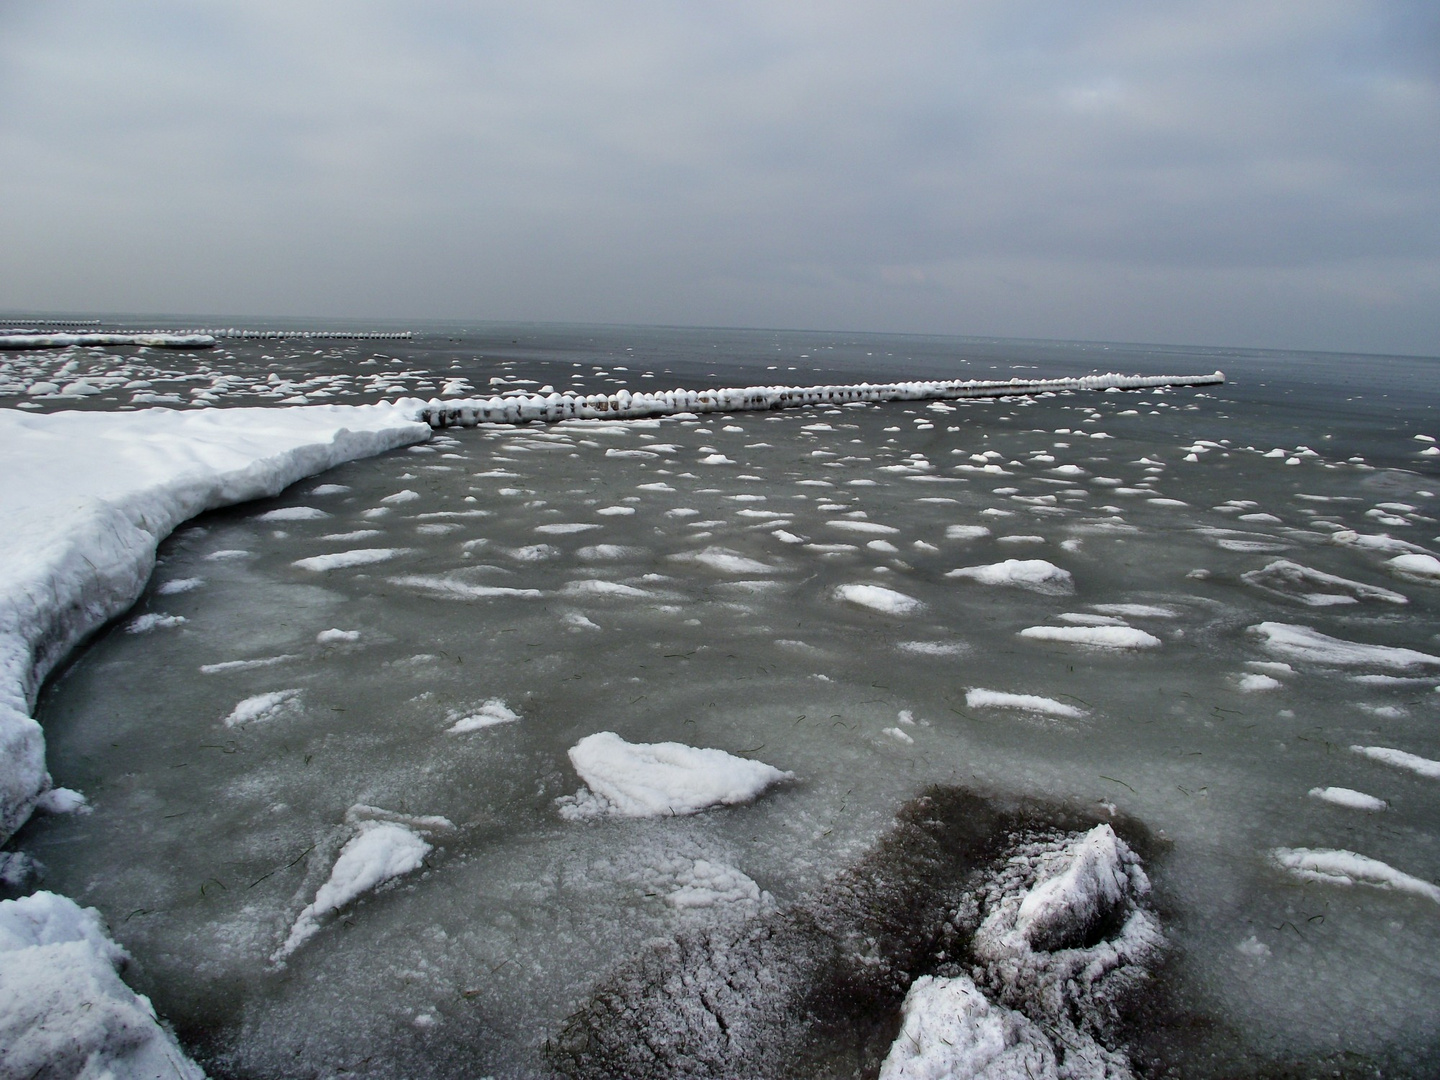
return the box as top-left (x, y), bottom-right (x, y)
top-left (5, 322), bottom-right (1440, 1077)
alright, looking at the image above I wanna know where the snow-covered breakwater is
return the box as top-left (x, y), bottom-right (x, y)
top-left (419, 370), bottom-right (1225, 426)
top-left (0, 333), bottom-right (217, 350)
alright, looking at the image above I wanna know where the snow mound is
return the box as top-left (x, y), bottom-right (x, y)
top-left (1271, 848), bottom-right (1440, 904)
top-left (557, 731), bottom-right (793, 820)
top-left (1019, 626), bottom-right (1161, 649)
top-left (1250, 623), bottom-right (1440, 669)
top-left (946, 559), bottom-right (1074, 595)
top-left (0, 891), bottom-right (205, 1079)
top-left (833, 583), bottom-right (924, 615)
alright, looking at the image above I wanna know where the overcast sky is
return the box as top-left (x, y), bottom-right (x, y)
top-left (1, 1), bottom-right (1436, 354)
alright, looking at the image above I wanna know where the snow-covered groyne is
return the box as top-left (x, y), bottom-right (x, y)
top-left (418, 370), bottom-right (1225, 427)
top-left (0, 333), bottom-right (217, 350)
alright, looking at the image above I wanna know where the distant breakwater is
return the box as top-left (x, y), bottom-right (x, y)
top-left (417, 370), bottom-right (1225, 427)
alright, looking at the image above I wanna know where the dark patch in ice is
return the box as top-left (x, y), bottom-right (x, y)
top-left (548, 787), bottom-right (1165, 1079)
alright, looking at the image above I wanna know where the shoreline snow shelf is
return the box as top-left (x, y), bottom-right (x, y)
top-left (0, 403), bottom-right (432, 843)
top-left (416, 370), bottom-right (1225, 427)
top-left (0, 333), bottom-right (217, 350)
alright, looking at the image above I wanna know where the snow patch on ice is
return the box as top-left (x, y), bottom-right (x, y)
top-left (965, 689), bottom-right (1087, 719)
top-left (446, 699), bottom-right (520, 733)
top-left (1308, 787), bottom-right (1386, 812)
top-left (1019, 626), bottom-right (1161, 649)
top-left (946, 559), bottom-right (1074, 595)
top-left (223, 689), bottom-right (303, 728)
top-left (293, 547), bottom-right (412, 571)
top-left (557, 731), bottom-right (793, 820)
top-left (1271, 848), bottom-right (1440, 904)
top-left (833, 583), bottom-right (924, 615)
top-left (1351, 744), bottom-right (1440, 779)
top-left (1250, 623), bottom-right (1440, 669)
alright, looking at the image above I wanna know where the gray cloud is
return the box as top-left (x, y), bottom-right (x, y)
top-left (1, 0), bottom-right (1436, 353)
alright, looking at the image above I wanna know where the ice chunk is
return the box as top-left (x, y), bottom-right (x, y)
top-left (316, 628), bottom-right (361, 644)
top-left (223, 689), bottom-right (303, 728)
top-left (1271, 848), bottom-right (1440, 904)
top-left (1089, 603), bottom-right (1178, 618)
top-left (1250, 623), bottom-right (1440, 669)
top-left (535, 522), bottom-right (603, 535)
top-left (292, 547), bottom-right (412, 571)
top-left (275, 821), bottom-right (434, 961)
top-left (33, 787), bottom-right (88, 815)
top-left (1351, 744), bottom-right (1440, 779)
top-left (156, 577), bottom-right (204, 595)
top-left (0, 891), bottom-right (205, 1079)
top-left (388, 573), bottom-right (544, 600)
top-left (833, 583), bottom-right (924, 615)
top-left (446, 699), bottom-right (520, 733)
top-left (557, 731), bottom-right (793, 820)
top-left (965, 689), bottom-right (1087, 719)
top-left (878, 975), bottom-right (1056, 1080)
top-left (1018, 626), bottom-right (1161, 649)
top-left (1014, 824), bottom-right (1139, 950)
top-left (946, 559), bottom-right (1074, 595)
top-left (1308, 787), bottom-right (1386, 812)
top-left (125, 612), bottom-right (186, 633)
top-left (827, 520), bottom-right (900, 535)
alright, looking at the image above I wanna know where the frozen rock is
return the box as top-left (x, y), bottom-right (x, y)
top-left (878, 975), bottom-right (1056, 1080)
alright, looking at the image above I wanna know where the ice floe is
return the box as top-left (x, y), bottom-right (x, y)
top-left (556, 731), bottom-right (794, 820)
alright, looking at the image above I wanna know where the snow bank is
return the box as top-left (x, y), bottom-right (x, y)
top-left (0, 891), bottom-right (204, 1078)
top-left (833, 583), bottom-right (924, 615)
top-left (946, 559), bottom-right (1074, 595)
top-left (557, 731), bottom-right (793, 819)
top-left (1271, 848), bottom-right (1440, 904)
top-left (0, 402), bottom-right (431, 842)
top-left (1018, 625), bottom-right (1161, 649)
top-left (1249, 623), bottom-right (1440, 669)
top-left (965, 689), bottom-right (1087, 719)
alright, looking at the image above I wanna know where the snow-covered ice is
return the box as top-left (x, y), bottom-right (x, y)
top-left (557, 731), bottom-right (794, 819)
top-left (945, 559), bottom-right (1074, 594)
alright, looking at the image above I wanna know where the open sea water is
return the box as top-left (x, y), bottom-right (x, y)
top-left (7, 321), bottom-right (1440, 1077)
